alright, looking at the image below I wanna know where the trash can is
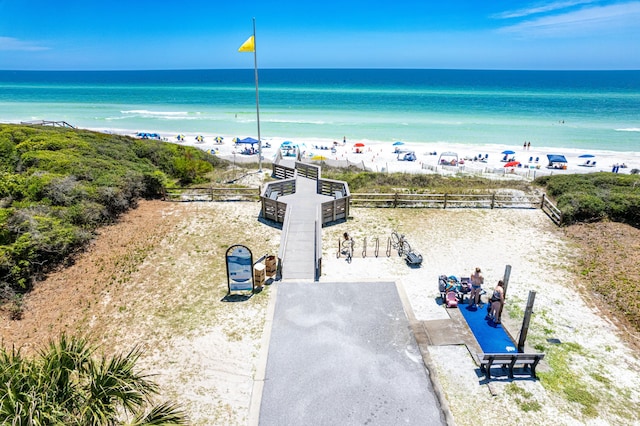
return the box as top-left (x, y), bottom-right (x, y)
top-left (265, 255), bottom-right (277, 277)
top-left (254, 263), bottom-right (266, 288)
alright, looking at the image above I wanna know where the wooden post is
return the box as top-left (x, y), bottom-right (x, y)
top-left (497, 264), bottom-right (511, 323)
top-left (517, 291), bottom-right (536, 352)
top-left (491, 193), bottom-right (495, 209)
top-left (540, 193), bottom-right (546, 209)
top-left (502, 264), bottom-right (512, 298)
top-left (444, 193), bottom-right (448, 209)
top-left (393, 192), bottom-right (398, 208)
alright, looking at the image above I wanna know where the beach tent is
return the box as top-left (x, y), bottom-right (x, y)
top-left (438, 151), bottom-right (459, 166)
top-left (546, 154), bottom-right (568, 169)
top-left (237, 137), bottom-right (259, 145)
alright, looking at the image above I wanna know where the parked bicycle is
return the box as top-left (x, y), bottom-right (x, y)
top-left (338, 232), bottom-right (355, 263)
top-left (390, 230), bottom-right (411, 256)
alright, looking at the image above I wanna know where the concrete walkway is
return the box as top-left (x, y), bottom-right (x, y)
top-left (277, 176), bottom-right (333, 280)
top-left (258, 282), bottom-right (446, 425)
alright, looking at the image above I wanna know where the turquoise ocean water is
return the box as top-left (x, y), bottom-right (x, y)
top-left (0, 69), bottom-right (638, 152)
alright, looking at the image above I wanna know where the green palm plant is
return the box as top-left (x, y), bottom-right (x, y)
top-left (0, 334), bottom-right (187, 425)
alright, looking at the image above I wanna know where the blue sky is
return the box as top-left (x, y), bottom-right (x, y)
top-left (0, 0), bottom-right (638, 70)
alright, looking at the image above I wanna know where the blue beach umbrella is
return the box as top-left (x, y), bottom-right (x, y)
top-left (578, 154), bottom-right (595, 158)
top-left (393, 141), bottom-right (405, 146)
top-left (501, 150), bottom-right (516, 155)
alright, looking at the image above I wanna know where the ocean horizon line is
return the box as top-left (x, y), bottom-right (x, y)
top-left (2, 68), bottom-right (640, 73)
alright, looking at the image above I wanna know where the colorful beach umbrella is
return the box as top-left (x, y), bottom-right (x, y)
top-left (176, 134), bottom-right (185, 141)
top-left (311, 155), bottom-right (327, 161)
top-left (215, 136), bottom-right (224, 143)
top-left (578, 154), bottom-right (595, 158)
top-left (504, 161), bottom-right (520, 167)
top-left (195, 135), bottom-right (204, 142)
top-left (393, 141), bottom-right (405, 146)
top-left (354, 142), bottom-right (365, 147)
top-left (501, 150), bottom-right (516, 155)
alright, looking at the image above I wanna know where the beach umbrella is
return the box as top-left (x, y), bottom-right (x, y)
top-left (232, 137), bottom-right (239, 143)
top-left (501, 150), bottom-right (516, 155)
top-left (176, 134), bottom-right (185, 141)
top-left (214, 136), bottom-right (223, 143)
top-left (311, 155), bottom-right (327, 161)
top-left (281, 141), bottom-right (294, 146)
top-left (578, 154), bottom-right (595, 158)
top-left (393, 141), bottom-right (405, 146)
top-left (195, 135), bottom-right (204, 142)
top-left (504, 161), bottom-right (520, 167)
top-left (354, 142), bottom-right (365, 147)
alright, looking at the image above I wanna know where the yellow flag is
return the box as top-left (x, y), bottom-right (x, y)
top-left (238, 35), bottom-right (255, 52)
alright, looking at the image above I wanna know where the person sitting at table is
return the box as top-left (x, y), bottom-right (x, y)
top-left (470, 267), bottom-right (484, 307)
top-left (488, 280), bottom-right (505, 324)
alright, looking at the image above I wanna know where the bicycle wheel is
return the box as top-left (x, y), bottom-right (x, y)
top-left (400, 240), bottom-right (411, 256)
top-left (342, 239), bottom-right (355, 249)
top-left (390, 232), bottom-right (400, 248)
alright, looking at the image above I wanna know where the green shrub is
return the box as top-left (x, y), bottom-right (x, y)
top-left (0, 124), bottom-right (230, 295)
top-left (536, 173), bottom-right (640, 227)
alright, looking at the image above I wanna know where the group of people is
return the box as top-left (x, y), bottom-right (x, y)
top-left (469, 267), bottom-right (505, 324)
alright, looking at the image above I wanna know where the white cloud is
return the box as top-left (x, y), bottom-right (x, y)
top-left (494, 0), bottom-right (597, 19)
top-left (497, 2), bottom-right (640, 37)
top-left (0, 36), bottom-right (48, 51)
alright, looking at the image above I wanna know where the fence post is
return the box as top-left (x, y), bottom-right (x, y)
top-left (444, 193), bottom-right (448, 209)
top-left (393, 192), bottom-right (398, 208)
top-left (540, 193), bottom-right (546, 209)
top-left (491, 193), bottom-right (495, 209)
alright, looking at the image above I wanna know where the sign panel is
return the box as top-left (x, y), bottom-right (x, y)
top-left (226, 245), bottom-right (254, 292)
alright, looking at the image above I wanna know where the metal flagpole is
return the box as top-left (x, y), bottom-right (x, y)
top-left (252, 18), bottom-right (262, 172)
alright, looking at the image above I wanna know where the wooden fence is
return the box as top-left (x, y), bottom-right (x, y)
top-left (350, 192), bottom-right (542, 209)
top-left (540, 193), bottom-right (563, 225)
top-left (164, 187), bottom-right (563, 225)
top-left (164, 187), bottom-right (260, 202)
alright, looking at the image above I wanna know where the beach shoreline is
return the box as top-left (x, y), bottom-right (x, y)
top-left (92, 125), bottom-right (640, 176)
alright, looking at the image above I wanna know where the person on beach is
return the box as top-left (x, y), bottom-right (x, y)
top-left (488, 280), bottom-right (505, 323)
top-left (343, 136), bottom-right (347, 145)
top-left (527, 141), bottom-right (531, 150)
top-left (470, 267), bottom-right (484, 307)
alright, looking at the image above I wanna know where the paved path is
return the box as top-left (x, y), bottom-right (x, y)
top-left (258, 282), bottom-right (446, 425)
top-left (277, 176), bottom-right (333, 280)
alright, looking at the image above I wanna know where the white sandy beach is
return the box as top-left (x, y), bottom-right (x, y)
top-left (109, 128), bottom-right (640, 177)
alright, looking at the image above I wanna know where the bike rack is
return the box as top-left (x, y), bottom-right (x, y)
top-left (335, 235), bottom-right (390, 260)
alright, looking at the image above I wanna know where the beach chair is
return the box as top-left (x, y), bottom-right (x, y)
top-left (590, 161), bottom-right (596, 167)
top-left (535, 157), bottom-right (539, 163)
top-left (501, 154), bottom-right (508, 162)
top-left (528, 156), bottom-right (533, 163)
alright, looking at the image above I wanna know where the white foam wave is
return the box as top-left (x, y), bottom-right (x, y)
top-left (119, 110), bottom-right (202, 120)
top-left (267, 118), bottom-right (330, 125)
top-left (615, 128), bottom-right (640, 132)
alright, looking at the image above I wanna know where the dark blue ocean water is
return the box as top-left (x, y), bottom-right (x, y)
top-left (1, 69), bottom-right (638, 152)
